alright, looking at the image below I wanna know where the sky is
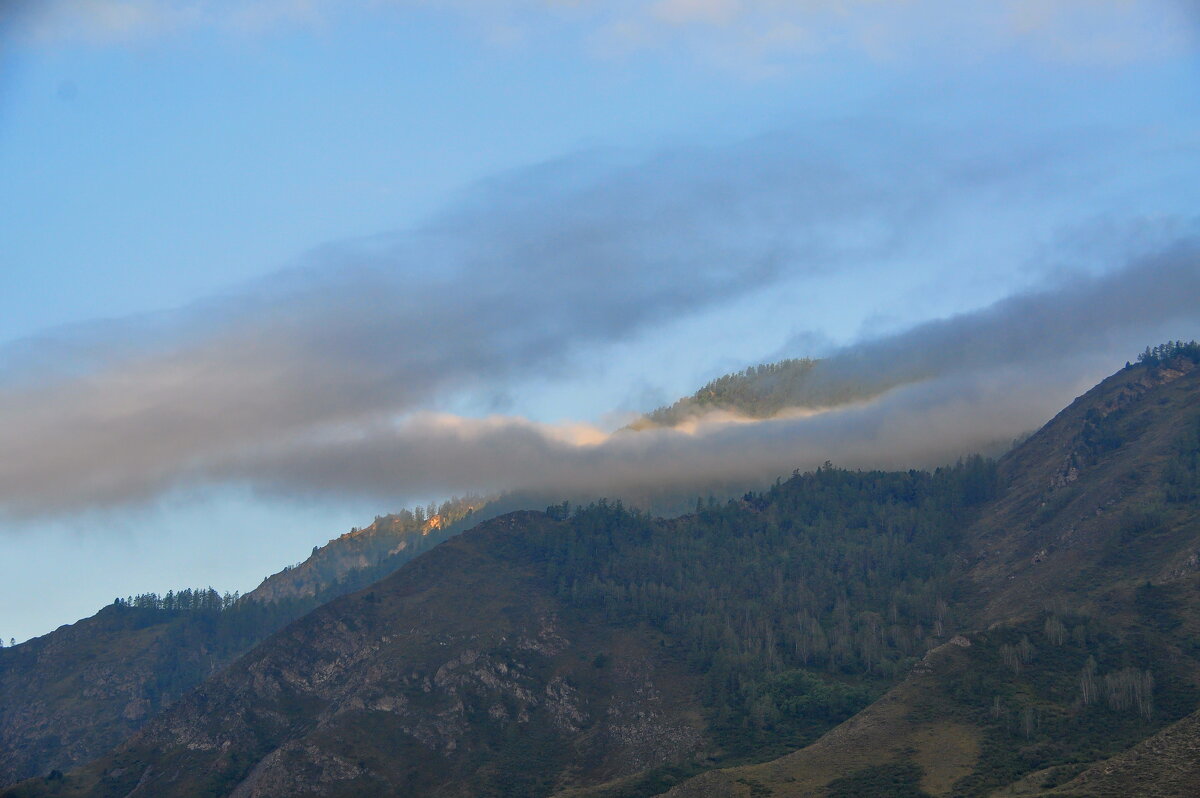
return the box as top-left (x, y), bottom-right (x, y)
top-left (1, 0), bottom-right (1198, 643)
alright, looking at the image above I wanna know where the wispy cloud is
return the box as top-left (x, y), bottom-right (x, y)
top-left (2, 0), bottom-right (323, 44)
top-left (6, 0), bottom-right (1193, 69)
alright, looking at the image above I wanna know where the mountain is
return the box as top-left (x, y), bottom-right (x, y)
top-left (0, 498), bottom-right (496, 786)
top-left (1045, 705), bottom-right (1200, 796)
top-left (0, 345), bottom-right (1008, 788)
top-left (6, 343), bottom-right (1200, 797)
top-left (659, 638), bottom-right (983, 798)
top-left (631, 359), bottom-right (822, 428)
top-left (650, 344), bottom-right (1200, 796)
top-left (3, 512), bottom-right (706, 797)
top-left (0, 458), bottom-right (1001, 795)
top-left (961, 344), bottom-right (1200, 624)
top-left (0, 590), bottom-right (297, 788)
top-left (0, 485), bottom-right (763, 785)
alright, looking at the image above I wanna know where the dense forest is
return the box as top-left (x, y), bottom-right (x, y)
top-left (99, 459), bottom-right (995, 728)
top-left (518, 456), bottom-right (999, 762)
top-left (1133, 339), bottom-right (1200, 367)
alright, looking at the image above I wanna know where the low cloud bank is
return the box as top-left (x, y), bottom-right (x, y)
top-left (227, 364), bottom-right (1075, 505)
top-left (0, 134), bottom-right (1196, 518)
top-left (224, 240), bottom-right (1200, 505)
top-left (0, 130), bottom-right (988, 517)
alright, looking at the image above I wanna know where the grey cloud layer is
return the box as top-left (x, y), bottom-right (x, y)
top-left (231, 370), bottom-right (1063, 503)
top-left (0, 131), bottom-right (1010, 517)
top-left (803, 241), bottom-right (1200, 401)
top-left (222, 243), bottom-right (1200, 505)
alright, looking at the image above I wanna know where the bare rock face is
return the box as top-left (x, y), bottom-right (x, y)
top-left (229, 742), bottom-right (370, 798)
top-left (603, 659), bottom-right (703, 774)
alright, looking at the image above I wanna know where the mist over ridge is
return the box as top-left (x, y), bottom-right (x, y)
top-left (0, 121), bottom-right (1196, 521)
top-left (1, 222), bottom-right (1198, 519)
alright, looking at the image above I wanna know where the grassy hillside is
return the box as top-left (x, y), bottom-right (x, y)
top-left (1044, 705), bottom-right (1200, 796)
top-left (657, 639), bottom-right (983, 798)
top-left (961, 348), bottom-right (1200, 625)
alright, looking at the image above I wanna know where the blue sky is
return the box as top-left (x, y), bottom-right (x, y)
top-left (1, 0), bottom-right (1198, 643)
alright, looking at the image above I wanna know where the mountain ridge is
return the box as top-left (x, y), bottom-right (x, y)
top-left (0, 497), bottom-right (499, 786)
top-left (644, 348), bottom-right (1200, 796)
top-left (1, 453), bottom-right (1004, 794)
top-left (6, 346), bottom-right (1200, 796)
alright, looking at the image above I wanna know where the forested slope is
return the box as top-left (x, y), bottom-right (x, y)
top-left (3, 459), bottom-right (999, 797)
top-left (654, 345), bottom-right (1200, 797)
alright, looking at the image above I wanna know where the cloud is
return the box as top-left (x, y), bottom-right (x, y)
top-left (4, 232), bottom-right (1197, 518)
top-left (652, 0), bottom-right (741, 26)
top-left (204, 241), bottom-right (1200, 506)
top-left (4, 1), bottom-right (190, 44)
top-left (0, 130), bottom-right (954, 518)
top-left (803, 238), bottom-right (1200, 401)
top-left (613, 0), bottom-right (1197, 67)
top-left (6, 0), bottom-right (1193, 69)
top-left (218, 368), bottom-right (1056, 504)
top-left (997, 0), bottom-right (1196, 64)
top-left (1, 0), bottom-right (322, 44)
top-left (0, 120), bottom-right (1194, 520)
